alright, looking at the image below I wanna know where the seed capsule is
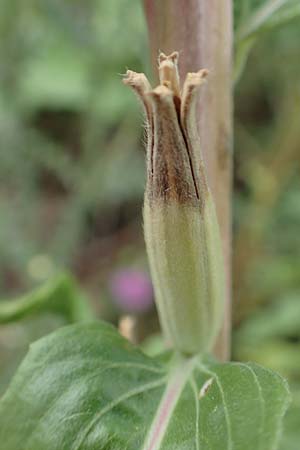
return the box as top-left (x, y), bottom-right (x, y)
top-left (124, 52), bottom-right (225, 355)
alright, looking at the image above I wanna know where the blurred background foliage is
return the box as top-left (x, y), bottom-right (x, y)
top-left (0, 0), bottom-right (300, 447)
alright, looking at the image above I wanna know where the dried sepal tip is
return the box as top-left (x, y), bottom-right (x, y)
top-left (123, 70), bottom-right (153, 123)
top-left (158, 51), bottom-right (181, 98)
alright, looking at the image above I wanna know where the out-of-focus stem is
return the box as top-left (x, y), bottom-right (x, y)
top-left (143, 0), bottom-right (233, 360)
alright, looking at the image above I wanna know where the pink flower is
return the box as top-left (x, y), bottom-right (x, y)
top-left (109, 269), bottom-right (153, 314)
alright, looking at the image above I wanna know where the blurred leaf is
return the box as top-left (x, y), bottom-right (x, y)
top-left (234, 0), bottom-right (300, 81)
top-left (236, 0), bottom-right (300, 41)
top-left (234, 294), bottom-right (300, 379)
top-left (141, 332), bottom-right (165, 356)
top-left (18, 46), bottom-right (91, 111)
top-left (0, 0), bottom-right (146, 278)
top-left (235, 338), bottom-right (300, 379)
top-left (0, 321), bottom-right (290, 449)
top-left (236, 293), bottom-right (300, 344)
top-left (0, 274), bottom-right (94, 324)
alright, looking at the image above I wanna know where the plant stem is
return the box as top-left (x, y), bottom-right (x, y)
top-left (143, 0), bottom-right (233, 360)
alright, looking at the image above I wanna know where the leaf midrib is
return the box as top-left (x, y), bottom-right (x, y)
top-left (141, 356), bottom-right (199, 450)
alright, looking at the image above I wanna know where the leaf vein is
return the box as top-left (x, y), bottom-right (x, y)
top-left (237, 363), bottom-right (266, 450)
top-left (72, 377), bottom-right (166, 450)
top-left (197, 363), bottom-right (233, 450)
top-left (189, 375), bottom-right (200, 450)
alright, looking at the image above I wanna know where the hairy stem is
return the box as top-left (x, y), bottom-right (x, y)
top-left (143, 0), bottom-right (233, 360)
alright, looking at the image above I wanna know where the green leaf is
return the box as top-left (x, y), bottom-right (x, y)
top-left (280, 384), bottom-right (300, 450)
top-left (234, 0), bottom-right (300, 82)
top-left (0, 321), bottom-right (290, 449)
top-left (236, 0), bottom-right (300, 42)
top-left (18, 45), bottom-right (91, 111)
top-left (0, 274), bottom-right (94, 324)
top-left (235, 294), bottom-right (300, 345)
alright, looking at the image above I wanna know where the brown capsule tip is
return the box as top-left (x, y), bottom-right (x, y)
top-left (186, 69), bottom-right (209, 86)
top-left (123, 70), bottom-right (151, 89)
top-left (158, 52), bottom-right (180, 98)
top-left (122, 69), bottom-right (137, 84)
top-left (158, 51), bottom-right (179, 64)
top-left (123, 70), bottom-right (153, 125)
top-left (147, 84), bottom-right (174, 100)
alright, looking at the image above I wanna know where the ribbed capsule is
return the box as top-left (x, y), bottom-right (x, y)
top-left (124, 52), bottom-right (225, 355)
